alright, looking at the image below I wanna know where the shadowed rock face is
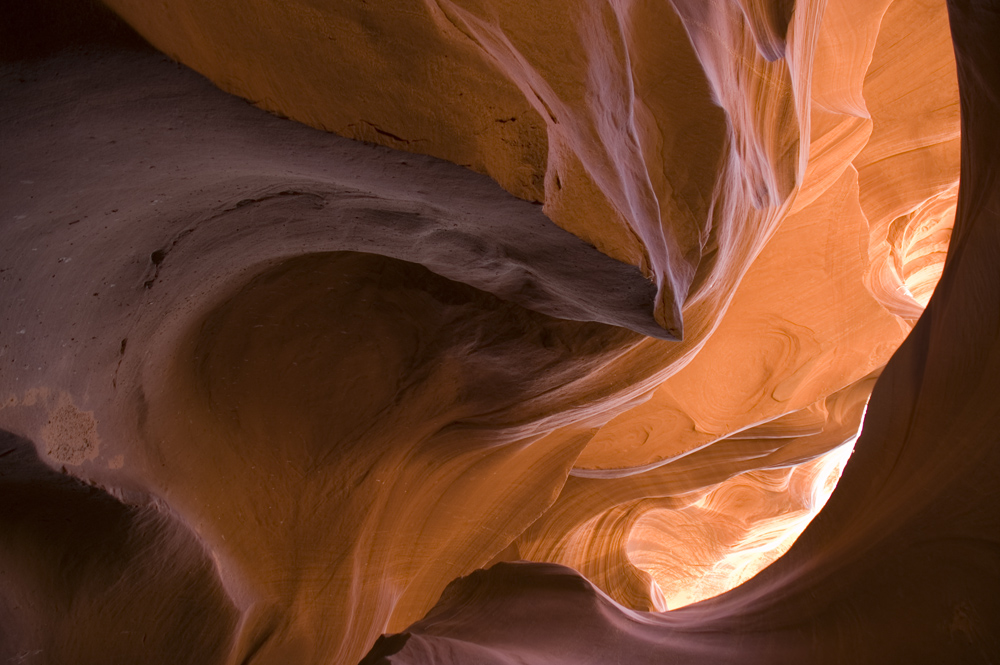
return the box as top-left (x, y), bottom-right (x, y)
top-left (1, 0), bottom-right (997, 664)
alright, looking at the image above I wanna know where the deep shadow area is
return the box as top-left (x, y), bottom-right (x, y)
top-left (0, 429), bottom-right (238, 664)
top-left (1, 0), bottom-right (149, 62)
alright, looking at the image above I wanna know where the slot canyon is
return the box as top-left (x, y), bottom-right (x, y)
top-left (1, 0), bottom-right (998, 662)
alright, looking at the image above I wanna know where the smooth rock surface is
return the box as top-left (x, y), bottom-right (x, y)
top-left (2, 0), bottom-right (994, 664)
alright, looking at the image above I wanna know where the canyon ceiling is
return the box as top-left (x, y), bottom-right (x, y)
top-left (1, 0), bottom-right (998, 663)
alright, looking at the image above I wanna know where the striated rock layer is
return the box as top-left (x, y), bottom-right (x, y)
top-left (2, 0), bottom-right (995, 663)
top-left (363, 4), bottom-right (1000, 661)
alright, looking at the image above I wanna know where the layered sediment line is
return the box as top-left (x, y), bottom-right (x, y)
top-left (2, 0), bottom-right (990, 664)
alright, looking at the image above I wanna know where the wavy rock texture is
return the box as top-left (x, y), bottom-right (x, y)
top-left (363, 5), bottom-right (1000, 662)
top-left (2, 0), bottom-right (994, 663)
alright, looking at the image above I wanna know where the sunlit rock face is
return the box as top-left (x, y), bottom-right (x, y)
top-left (3, 0), bottom-right (997, 664)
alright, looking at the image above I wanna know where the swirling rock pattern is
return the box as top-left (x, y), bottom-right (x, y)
top-left (2, 0), bottom-right (994, 663)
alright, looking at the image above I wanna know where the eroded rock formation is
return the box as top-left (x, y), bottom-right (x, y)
top-left (2, 0), bottom-right (996, 663)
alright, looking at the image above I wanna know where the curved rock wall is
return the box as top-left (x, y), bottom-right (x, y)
top-left (2, 0), bottom-right (993, 663)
